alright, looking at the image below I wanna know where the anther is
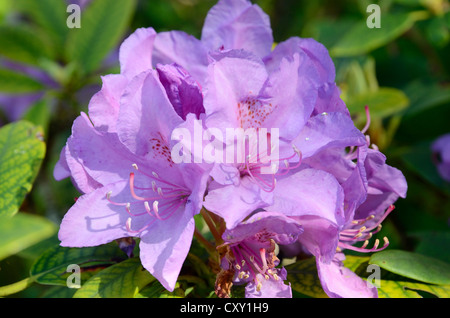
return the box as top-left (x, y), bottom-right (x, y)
top-left (144, 201), bottom-right (151, 213)
top-left (132, 163), bottom-right (139, 170)
top-left (256, 282), bottom-right (262, 292)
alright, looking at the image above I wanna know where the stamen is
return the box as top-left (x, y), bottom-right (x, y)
top-left (125, 217), bottom-right (155, 234)
top-left (361, 105), bottom-right (371, 134)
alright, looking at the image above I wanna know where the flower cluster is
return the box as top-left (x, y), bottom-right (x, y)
top-left (55, 0), bottom-right (407, 298)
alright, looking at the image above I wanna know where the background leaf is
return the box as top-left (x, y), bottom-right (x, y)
top-left (377, 280), bottom-right (450, 298)
top-left (0, 213), bottom-right (56, 261)
top-left (0, 25), bottom-right (53, 66)
top-left (0, 69), bottom-right (44, 94)
top-left (30, 242), bottom-right (129, 286)
top-left (369, 249), bottom-right (450, 285)
top-left (65, 0), bottom-right (137, 75)
top-left (330, 11), bottom-right (429, 57)
top-left (73, 257), bottom-right (155, 298)
top-left (345, 87), bottom-right (410, 120)
top-left (285, 257), bottom-right (328, 298)
top-left (15, 0), bottom-right (69, 57)
top-left (0, 121), bottom-right (46, 217)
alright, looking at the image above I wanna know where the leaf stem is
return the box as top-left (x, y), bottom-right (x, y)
top-left (0, 276), bottom-right (35, 297)
top-left (200, 207), bottom-right (223, 244)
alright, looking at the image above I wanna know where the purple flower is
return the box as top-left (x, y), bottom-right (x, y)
top-left (201, 49), bottom-right (318, 229)
top-left (215, 212), bottom-right (303, 298)
top-left (152, 0), bottom-right (273, 86)
top-left (54, 29), bottom-right (211, 291)
top-left (271, 133), bottom-right (407, 297)
top-left (432, 133), bottom-right (450, 182)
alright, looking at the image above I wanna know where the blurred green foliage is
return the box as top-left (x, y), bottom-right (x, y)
top-left (0, 0), bottom-right (449, 298)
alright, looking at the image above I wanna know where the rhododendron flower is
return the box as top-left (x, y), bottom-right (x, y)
top-left (432, 133), bottom-right (450, 182)
top-left (152, 0), bottom-right (273, 86)
top-left (54, 29), bottom-right (211, 291)
top-left (271, 138), bottom-right (407, 297)
top-left (215, 212), bottom-right (303, 298)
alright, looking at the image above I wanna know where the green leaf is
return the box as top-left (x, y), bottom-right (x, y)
top-left (0, 121), bottom-right (46, 217)
top-left (0, 25), bottom-right (53, 66)
top-left (409, 231), bottom-right (450, 263)
top-left (402, 81), bottom-right (450, 118)
top-left (342, 255), bottom-right (371, 273)
top-left (16, 0), bottom-right (69, 56)
top-left (0, 69), bottom-right (44, 94)
top-left (135, 281), bottom-right (183, 298)
top-left (30, 242), bottom-right (128, 286)
top-left (369, 249), bottom-right (450, 285)
top-left (0, 213), bottom-right (56, 261)
top-left (65, 0), bottom-right (137, 74)
top-left (345, 87), bottom-right (410, 120)
top-left (285, 257), bottom-right (328, 298)
top-left (377, 280), bottom-right (450, 298)
top-left (401, 141), bottom-right (450, 194)
top-left (22, 98), bottom-right (52, 139)
top-left (330, 11), bottom-right (429, 57)
top-left (73, 257), bottom-right (155, 298)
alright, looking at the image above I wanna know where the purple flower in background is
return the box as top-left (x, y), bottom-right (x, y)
top-left (432, 133), bottom-right (450, 182)
top-left (54, 29), bottom-right (211, 291)
top-left (0, 59), bottom-right (57, 123)
top-left (215, 212), bottom-right (303, 298)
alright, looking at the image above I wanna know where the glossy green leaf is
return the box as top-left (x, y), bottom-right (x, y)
top-left (0, 213), bottom-right (56, 261)
top-left (377, 280), bottom-right (450, 298)
top-left (73, 257), bottom-right (155, 298)
top-left (65, 0), bottom-right (137, 74)
top-left (369, 249), bottom-right (450, 285)
top-left (0, 121), bottom-right (46, 217)
top-left (285, 257), bottom-right (328, 298)
top-left (342, 255), bottom-right (371, 273)
top-left (345, 87), bottom-right (410, 119)
top-left (30, 243), bottom-right (128, 286)
top-left (135, 281), bottom-right (183, 298)
top-left (0, 69), bottom-right (44, 94)
top-left (330, 11), bottom-right (429, 57)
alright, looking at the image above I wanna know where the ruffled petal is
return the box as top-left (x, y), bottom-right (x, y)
top-left (270, 168), bottom-right (345, 226)
top-left (203, 177), bottom-right (273, 229)
top-left (152, 31), bottom-right (209, 86)
top-left (316, 254), bottom-right (378, 298)
top-left (119, 27), bottom-right (156, 80)
top-left (201, 0), bottom-right (273, 59)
